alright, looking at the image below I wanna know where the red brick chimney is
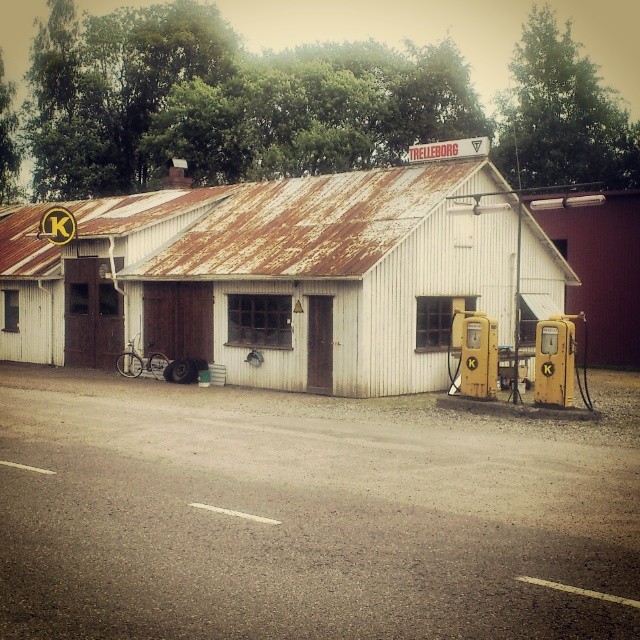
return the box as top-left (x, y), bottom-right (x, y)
top-left (161, 158), bottom-right (192, 189)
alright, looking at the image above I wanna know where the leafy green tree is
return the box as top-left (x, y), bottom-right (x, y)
top-left (141, 77), bottom-right (249, 186)
top-left (384, 38), bottom-right (493, 163)
top-left (245, 58), bottom-right (383, 178)
top-left (24, 0), bottom-right (241, 199)
top-left (492, 4), bottom-right (640, 190)
top-left (0, 50), bottom-right (22, 203)
top-left (120, 0), bottom-right (240, 187)
top-left (23, 0), bottom-right (84, 200)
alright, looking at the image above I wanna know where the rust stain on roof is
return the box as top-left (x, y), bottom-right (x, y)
top-left (1, 162), bottom-right (483, 280)
top-left (0, 187), bottom-right (237, 278)
top-left (124, 161), bottom-right (484, 279)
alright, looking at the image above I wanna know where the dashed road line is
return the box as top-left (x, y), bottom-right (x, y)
top-left (0, 460), bottom-right (57, 475)
top-left (516, 576), bottom-right (640, 609)
top-left (189, 502), bottom-right (281, 525)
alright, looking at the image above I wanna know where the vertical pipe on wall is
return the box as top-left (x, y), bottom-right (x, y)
top-left (37, 279), bottom-right (54, 365)
top-left (108, 236), bottom-right (128, 348)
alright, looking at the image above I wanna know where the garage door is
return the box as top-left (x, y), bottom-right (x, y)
top-left (143, 282), bottom-right (213, 361)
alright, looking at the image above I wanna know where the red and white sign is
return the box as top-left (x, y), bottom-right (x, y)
top-left (408, 137), bottom-right (490, 163)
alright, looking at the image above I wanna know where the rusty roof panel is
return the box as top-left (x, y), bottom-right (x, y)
top-left (79, 186), bottom-right (237, 237)
top-left (0, 187), bottom-right (237, 278)
top-left (122, 161), bottom-right (484, 279)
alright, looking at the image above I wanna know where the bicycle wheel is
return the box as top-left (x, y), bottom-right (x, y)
top-left (116, 352), bottom-right (144, 378)
top-left (148, 353), bottom-right (170, 380)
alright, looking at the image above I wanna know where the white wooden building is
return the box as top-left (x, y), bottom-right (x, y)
top-left (0, 148), bottom-right (579, 397)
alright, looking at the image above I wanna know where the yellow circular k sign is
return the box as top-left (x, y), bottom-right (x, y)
top-left (466, 356), bottom-right (478, 370)
top-left (541, 361), bottom-right (555, 377)
top-left (40, 207), bottom-right (77, 245)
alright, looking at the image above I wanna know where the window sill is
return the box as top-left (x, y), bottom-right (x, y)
top-left (2, 328), bottom-right (20, 333)
top-left (224, 343), bottom-right (293, 351)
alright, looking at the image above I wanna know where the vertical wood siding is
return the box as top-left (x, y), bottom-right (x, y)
top-left (212, 279), bottom-right (361, 396)
top-left (362, 169), bottom-right (568, 397)
top-left (0, 280), bottom-right (64, 365)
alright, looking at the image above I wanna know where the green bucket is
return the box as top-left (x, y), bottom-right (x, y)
top-left (198, 369), bottom-right (211, 387)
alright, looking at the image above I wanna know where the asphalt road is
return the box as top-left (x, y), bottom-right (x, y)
top-left (0, 364), bottom-right (638, 639)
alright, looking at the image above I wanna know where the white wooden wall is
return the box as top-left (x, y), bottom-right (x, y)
top-left (212, 279), bottom-right (362, 396)
top-left (361, 167), bottom-right (568, 397)
top-left (0, 280), bottom-right (64, 365)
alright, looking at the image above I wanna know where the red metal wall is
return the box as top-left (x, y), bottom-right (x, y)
top-left (528, 191), bottom-right (640, 368)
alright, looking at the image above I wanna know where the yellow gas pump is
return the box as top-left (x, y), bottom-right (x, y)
top-left (460, 312), bottom-right (498, 399)
top-left (534, 314), bottom-right (581, 407)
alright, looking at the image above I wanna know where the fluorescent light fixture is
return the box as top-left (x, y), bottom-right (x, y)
top-left (565, 194), bottom-right (606, 207)
top-left (448, 202), bottom-right (512, 215)
top-left (529, 194), bottom-right (606, 211)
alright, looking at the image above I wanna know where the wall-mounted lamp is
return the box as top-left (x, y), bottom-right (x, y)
top-left (528, 194), bottom-right (606, 211)
top-left (448, 202), bottom-right (512, 216)
top-left (245, 349), bottom-right (264, 367)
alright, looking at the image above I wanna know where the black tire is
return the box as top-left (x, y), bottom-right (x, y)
top-left (171, 358), bottom-right (198, 384)
top-left (149, 353), bottom-right (170, 380)
top-left (163, 360), bottom-right (176, 382)
top-left (116, 352), bottom-right (143, 378)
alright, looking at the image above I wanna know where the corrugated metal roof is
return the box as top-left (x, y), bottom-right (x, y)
top-left (120, 162), bottom-right (485, 279)
top-left (79, 187), bottom-right (237, 237)
top-left (0, 187), bottom-right (237, 278)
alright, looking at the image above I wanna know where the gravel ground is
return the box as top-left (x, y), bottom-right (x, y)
top-left (0, 361), bottom-right (638, 448)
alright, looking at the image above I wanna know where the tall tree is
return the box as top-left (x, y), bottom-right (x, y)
top-left (24, 0), bottom-right (241, 200)
top-left (23, 0), bottom-right (87, 200)
top-left (492, 4), bottom-right (640, 190)
top-left (384, 39), bottom-right (493, 163)
top-left (141, 77), bottom-right (250, 186)
top-left (0, 50), bottom-right (22, 203)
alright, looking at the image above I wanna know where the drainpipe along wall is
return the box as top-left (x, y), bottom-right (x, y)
top-left (108, 236), bottom-right (128, 347)
top-left (37, 279), bottom-right (54, 365)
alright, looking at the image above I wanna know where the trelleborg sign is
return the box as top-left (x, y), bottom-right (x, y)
top-left (408, 137), bottom-right (490, 163)
top-left (39, 206), bottom-right (77, 245)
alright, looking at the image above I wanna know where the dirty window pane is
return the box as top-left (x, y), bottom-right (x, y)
top-left (3, 290), bottom-right (19, 331)
top-left (70, 284), bottom-right (89, 315)
top-left (416, 296), bottom-right (476, 350)
top-left (228, 295), bottom-right (292, 348)
top-left (99, 284), bottom-right (119, 316)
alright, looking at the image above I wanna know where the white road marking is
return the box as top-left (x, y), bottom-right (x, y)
top-left (189, 503), bottom-right (281, 525)
top-left (516, 576), bottom-right (640, 609)
top-left (0, 460), bottom-right (56, 475)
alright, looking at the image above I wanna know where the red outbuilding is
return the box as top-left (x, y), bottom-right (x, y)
top-left (526, 190), bottom-right (640, 368)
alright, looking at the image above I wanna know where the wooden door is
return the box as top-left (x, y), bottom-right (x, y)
top-left (64, 258), bottom-right (124, 369)
top-left (143, 282), bottom-right (213, 361)
top-left (307, 296), bottom-right (333, 395)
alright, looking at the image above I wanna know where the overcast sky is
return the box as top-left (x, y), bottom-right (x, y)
top-left (2, 0), bottom-right (638, 121)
